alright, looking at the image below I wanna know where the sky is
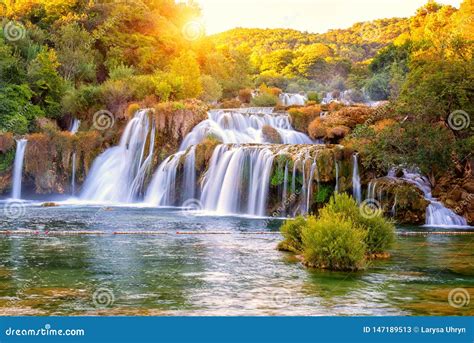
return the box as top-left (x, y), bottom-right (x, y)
top-left (194, 0), bottom-right (464, 34)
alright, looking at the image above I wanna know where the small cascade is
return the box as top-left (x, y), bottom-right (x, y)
top-left (279, 93), bottom-right (307, 106)
top-left (335, 158), bottom-right (339, 193)
top-left (199, 145), bottom-right (275, 216)
top-left (367, 180), bottom-right (377, 200)
top-left (306, 157), bottom-right (318, 213)
top-left (352, 154), bottom-right (362, 204)
top-left (281, 161), bottom-right (289, 215)
top-left (69, 118), bottom-right (80, 195)
top-left (71, 153), bottom-right (77, 195)
top-left (11, 139), bottom-right (28, 199)
top-left (69, 118), bottom-right (81, 134)
top-left (80, 109), bottom-right (155, 203)
top-left (145, 108), bottom-right (314, 211)
top-left (182, 146), bottom-right (196, 201)
top-left (400, 170), bottom-right (468, 227)
top-left (180, 108), bottom-right (312, 149)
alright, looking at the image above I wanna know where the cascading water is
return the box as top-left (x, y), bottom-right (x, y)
top-left (69, 118), bottom-right (80, 134)
top-left (352, 154), bottom-right (362, 204)
top-left (399, 170), bottom-right (468, 227)
top-left (69, 118), bottom-right (80, 195)
top-left (145, 108), bottom-right (314, 211)
top-left (279, 93), bottom-right (307, 106)
top-left (199, 145), bottom-right (275, 216)
top-left (11, 139), bottom-right (28, 199)
top-left (180, 108), bottom-right (312, 149)
top-left (80, 109), bottom-right (155, 203)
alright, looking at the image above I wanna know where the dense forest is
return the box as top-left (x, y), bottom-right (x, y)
top-left (0, 0), bottom-right (472, 202)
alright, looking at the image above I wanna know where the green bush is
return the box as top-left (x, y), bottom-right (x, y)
top-left (359, 215), bottom-right (396, 254)
top-left (307, 91), bottom-right (321, 103)
top-left (302, 213), bottom-right (366, 271)
top-left (320, 193), bottom-right (395, 254)
top-left (277, 216), bottom-right (308, 253)
top-left (278, 193), bottom-right (395, 270)
top-left (251, 93), bottom-right (278, 107)
top-left (314, 184), bottom-right (334, 203)
top-left (0, 149), bottom-right (15, 172)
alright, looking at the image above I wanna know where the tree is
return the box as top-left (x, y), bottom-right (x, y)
top-left (0, 85), bottom-right (44, 134)
top-left (199, 75), bottom-right (222, 103)
top-left (27, 49), bottom-right (65, 118)
top-left (53, 23), bottom-right (96, 84)
top-left (169, 51), bottom-right (202, 99)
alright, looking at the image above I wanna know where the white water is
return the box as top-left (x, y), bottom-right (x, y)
top-left (11, 139), bottom-right (28, 199)
top-left (146, 108), bottom-right (313, 212)
top-left (279, 93), bottom-right (307, 106)
top-left (399, 170), bottom-right (468, 227)
top-left (69, 118), bottom-right (80, 195)
top-left (180, 108), bottom-right (312, 150)
top-left (367, 169), bottom-right (468, 227)
top-left (69, 118), bottom-right (80, 134)
top-left (352, 154), bottom-right (362, 204)
top-left (200, 145), bottom-right (275, 216)
top-left (80, 110), bottom-right (155, 203)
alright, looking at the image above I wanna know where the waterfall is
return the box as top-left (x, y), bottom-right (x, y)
top-left (71, 153), bottom-right (77, 195)
top-left (400, 170), bottom-right (468, 227)
top-left (335, 158), bottom-right (339, 193)
top-left (352, 154), bottom-right (362, 204)
top-left (69, 118), bottom-right (80, 134)
top-left (145, 108), bottom-right (314, 211)
top-left (306, 157), bottom-right (318, 213)
top-left (199, 145), bottom-right (275, 216)
top-left (80, 109), bottom-right (155, 203)
top-left (69, 118), bottom-right (80, 195)
top-left (180, 108), bottom-right (312, 149)
top-left (182, 146), bottom-right (196, 201)
top-left (281, 161), bottom-right (289, 214)
top-left (144, 153), bottom-right (183, 206)
top-left (11, 139), bottom-right (28, 199)
top-left (279, 93), bottom-right (307, 106)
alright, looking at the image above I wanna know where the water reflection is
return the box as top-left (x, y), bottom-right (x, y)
top-left (0, 204), bottom-right (473, 315)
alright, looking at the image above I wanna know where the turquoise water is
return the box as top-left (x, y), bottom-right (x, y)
top-left (0, 204), bottom-right (473, 316)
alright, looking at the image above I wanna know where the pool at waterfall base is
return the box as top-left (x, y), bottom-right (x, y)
top-left (1, 203), bottom-right (473, 316)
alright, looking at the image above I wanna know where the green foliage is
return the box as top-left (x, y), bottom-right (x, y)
top-left (250, 93), bottom-right (278, 107)
top-left (302, 213), bottom-right (367, 271)
top-left (0, 85), bottom-right (44, 134)
top-left (321, 193), bottom-right (395, 254)
top-left (278, 216), bottom-right (308, 253)
top-left (27, 49), bottom-right (65, 118)
top-left (279, 193), bottom-right (395, 270)
top-left (307, 91), bottom-right (321, 103)
top-left (359, 215), bottom-right (396, 254)
top-left (314, 184), bottom-right (334, 203)
top-left (200, 75), bottom-right (223, 103)
top-left (365, 72), bottom-right (390, 101)
top-left (271, 167), bottom-right (285, 186)
top-left (169, 51), bottom-right (203, 99)
top-left (397, 59), bottom-right (474, 122)
top-left (53, 22), bottom-right (96, 83)
top-left (0, 149), bottom-right (15, 172)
